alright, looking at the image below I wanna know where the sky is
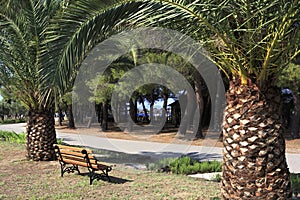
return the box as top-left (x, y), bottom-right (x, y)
top-left (137, 98), bottom-right (175, 110)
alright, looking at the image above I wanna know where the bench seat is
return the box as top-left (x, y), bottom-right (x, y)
top-left (54, 144), bottom-right (112, 185)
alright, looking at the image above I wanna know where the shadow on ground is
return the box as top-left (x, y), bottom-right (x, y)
top-left (87, 146), bottom-right (222, 169)
top-left (78, 172), bottom-right (133, 184)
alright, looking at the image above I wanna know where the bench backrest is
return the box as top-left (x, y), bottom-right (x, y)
top-left (54, 144), bottom-right (98, 168)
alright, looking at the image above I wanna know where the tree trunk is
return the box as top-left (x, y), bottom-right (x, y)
top-left (67, 104), bottom-right (75, 129)
top-left (101, 101), bottom-right (108, 131)
top-left (140, 96), bottom-right (150, 123)
top-left (58, 106), bottom-right (63, 126)
top-left (202, 97), bottom-right (211, 128)
top-left (290, 93), bottom-right (300, 138)
top-left (129, 98), bottom-right (137, 123)
top-left (126, 98), bottom-right (136, 132)
top-left (134, 98), bottom-right (138, 123)
top-left (177, 92), bottom-right (193, 136)
top-left (150, 101), bottom-right (154, 121)
top-left (194, 75), bottom-right (204, 138)
top-left (162, 88), bottom-right (169, 128)
top-left (26, 109), bottom-right (57, 161)
top-left (95, 103), bottom-right (103, 125)
top-left (222, 79), bottom-right (292, 199)
top-left (1, 103), bottom-right (4, 121)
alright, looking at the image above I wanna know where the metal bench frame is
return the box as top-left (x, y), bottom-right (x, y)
top-left (54, 144), bottom-right (112, 185)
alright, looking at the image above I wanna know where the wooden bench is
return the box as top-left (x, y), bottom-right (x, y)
top-left (54, 144), bottom-right (112, 185)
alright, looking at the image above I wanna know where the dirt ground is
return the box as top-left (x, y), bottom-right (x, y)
top-left (55, 122), bottom-right (300, 154)
top-left (0, 142), bottom-right (221, 200)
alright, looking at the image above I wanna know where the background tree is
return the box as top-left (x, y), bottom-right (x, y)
top-left (56, 92), bottom-right (75, 128)
top-left (0, 87), bottom-right (27, 120)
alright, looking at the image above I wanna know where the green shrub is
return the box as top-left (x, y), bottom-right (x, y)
top-left (57, 138), bottom-right (64, 144)
top-left (199, 161), bottom-right (210, 173)
top-left (212, 174), bottom-right (222, 182)
top-left (0, 130), bottom-right (64, 145)
top-left (291, 173), bottom-right (300, 196)
top-left (147, 156), bottom-right (222, 175)
top-left (146, 157), bottom-right (175, 171)
top-left (0, 130), bottom-right (26, 144)
top-left (0, 118), bottom-right (26, 124)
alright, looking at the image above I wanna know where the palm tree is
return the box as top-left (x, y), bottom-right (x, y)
top-left (0, 0), bottom-right (146, 161)
top-left (0, 0), bottom-right (64, 161)
top-left (52, 0), bottom-right (298, 198)
top-left (117, 0), bottom-right (299, 199)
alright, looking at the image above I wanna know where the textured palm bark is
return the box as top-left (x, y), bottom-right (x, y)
top-left (222, 79), bottom-right (292, 199)
top-left (26, 109), bottom-right (57, 161)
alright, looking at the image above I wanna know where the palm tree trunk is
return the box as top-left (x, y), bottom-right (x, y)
top-left (26, 109), bottom-right (57, 161)
top-left (222, 79), bottom-right (292, 199)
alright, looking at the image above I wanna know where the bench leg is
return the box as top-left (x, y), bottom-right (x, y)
top-left (60, 163), bottom-right (65, 177)
top-left (101, 169), bottom-right (111, 182)
top-left (59, 162), bottom-right (80, 177)
top-left (89, 170), bottom-right (96, 185)
top-left (88, 169), bottom-right (111, 185)
top-left (74, 165), bottom-right (81, 175)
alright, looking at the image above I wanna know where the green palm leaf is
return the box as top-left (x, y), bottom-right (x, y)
top-left (123, 0), bottom-right (299, 86)
top-left (39, 0), bottom-right (151, 103)
top-left (41, 0), bottom-right (298, 90)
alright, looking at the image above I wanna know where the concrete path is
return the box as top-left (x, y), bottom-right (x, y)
top-left (1, 123), bottom-right (299, 173)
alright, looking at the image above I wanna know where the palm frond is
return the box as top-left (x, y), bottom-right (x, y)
top-left (0, 0), bottom-right (62, 109)
top-left (40, 0), bottom-right (151, 102)
top-left (125, 0), bottom-right (300, 86)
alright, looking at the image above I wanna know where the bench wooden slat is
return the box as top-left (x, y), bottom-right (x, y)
top-left (58, 149), bottom-right (95, 159)
top-left (55, 144), bottom-right (92, 153)
top-left (62, 158), bottom-right (89, 167)
top-left (61, 154), bottom-right (98, 165)
top-left (55, 150), bottom-right (97, 165)
top-left (61, 154), bottom-right (86, 163)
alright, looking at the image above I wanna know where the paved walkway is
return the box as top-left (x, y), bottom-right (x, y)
top-left (1, 123), bottom-right (299, 173)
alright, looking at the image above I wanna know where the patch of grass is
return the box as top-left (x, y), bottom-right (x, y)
top-left (147, 156), bottom-right (222, 175)
top-left (0, 130), bottom-right (26, 144)
top-left (146, 157), bottom-right (175, 171)
top-left (57, 138), bottom-right (64, 144)
top-left (0, 141), bottom-right (221, 199)
top-left (0, 130), bottom-right (64, 145)
top-left (0, 194), bottom-right (8, 199)
top-left (291, 173), bottom-right (300, 196)
top-left (0, 119), bottom-right (26, 124)
top-left (211, 174), bottom-right (222, 182)
top-left (46, 192), bottom-right (82, 200)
